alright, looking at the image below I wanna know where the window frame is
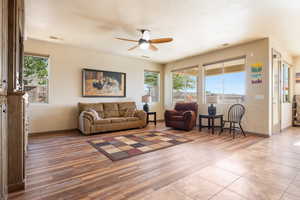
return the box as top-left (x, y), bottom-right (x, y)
top-left (171, 66), bottom-right (199, 105)
top-left (144, 70), bottom-right (160, 103)
top-left (282, 62), bottom-right (291, 103)
top-left (23, 53), bottom-right (50, 104)
top-left (203, 57), bottom-right (247, 104)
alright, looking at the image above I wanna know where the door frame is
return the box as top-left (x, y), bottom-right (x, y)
top-left (271, 49), bottom-right (282, 134)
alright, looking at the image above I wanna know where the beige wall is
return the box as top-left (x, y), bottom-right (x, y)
top-left (164, 39), bottom-right (271, 135)
top-left (24, 39), bottom-right (164, 133)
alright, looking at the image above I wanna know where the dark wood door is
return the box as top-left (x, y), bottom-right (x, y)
top-left (0, 101), bottom-right (8, 200)
top-left (0, 0), bottom-right (8, 199)
top-left (7, 0), bottom-right (26, 193)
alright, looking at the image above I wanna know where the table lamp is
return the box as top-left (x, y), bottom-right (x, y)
top-left (142, 95), bottom-right (151, 113)
top-left (206, 95), bottom-right (219, 115)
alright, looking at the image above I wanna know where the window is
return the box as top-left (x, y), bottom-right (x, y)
top-left (282, 63), bottom-right (290, 103)
top-left (172, 67), bottom-right (198, 103)
top-left (144, 71), bottom-right (160, 102)
top-left (205, 58), bottom-right (246, 104)
top-left (23, 54), bottom-right (49, 103)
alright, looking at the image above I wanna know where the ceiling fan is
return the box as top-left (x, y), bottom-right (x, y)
top-left (116, 29), bottom-right (173, 51)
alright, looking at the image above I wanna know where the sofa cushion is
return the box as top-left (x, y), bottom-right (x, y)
top-left (94, 119), bottom-right (112, 125)
top-left (79, 103), bottom-right (104, 118)
top-left (107, 117), bottom-right (127, 123)
top-left (124, 108), bottom-right (136, 117)
top-left (118, 102), bottom-right (137, 116)
top-left (125, 117), bottom-right (140, 121)
top-left (103, 103), bottom-right (120, 118)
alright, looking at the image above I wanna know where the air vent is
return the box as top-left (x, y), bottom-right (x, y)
top-left (49, 36), bottom-right (63, 41)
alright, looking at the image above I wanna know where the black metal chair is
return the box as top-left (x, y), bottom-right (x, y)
top-left (219, 104), bottom-right (246, 139)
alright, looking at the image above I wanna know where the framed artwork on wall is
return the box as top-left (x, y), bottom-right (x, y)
top-left (82, 68), bottom-right (126, 97)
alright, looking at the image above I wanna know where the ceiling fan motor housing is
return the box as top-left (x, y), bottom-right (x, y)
top-left (139, 39), bottom-right (148, 45)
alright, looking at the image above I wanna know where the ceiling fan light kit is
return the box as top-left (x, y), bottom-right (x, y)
top-left (116, 29), bottom-right (173, 51)
top-left (139, 39), bottom-right (150, 50)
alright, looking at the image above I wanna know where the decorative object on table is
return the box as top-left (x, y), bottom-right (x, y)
top-left (146, 112), bottom-right (157, 125)
top-left (199, 114), bottom-right (223, 134)
top-left (206, 95), bottom-right (219, 115)
top-left (165, 102), bottom-right (198, 131)
top-left (88, 131), bottom-right (192, 161)
top-left (250, 63), bottom-right (263, 84)
top-left (82, 68), bottom-right (126, 97)
top-left (296, 73), bottom-right (300, 83)
top-left (142, 95), bottom-right (151, 112)
top-left (219, 104), bottom-right (246, 139)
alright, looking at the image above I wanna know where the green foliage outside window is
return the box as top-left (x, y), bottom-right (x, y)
top-left (144, 71), bottom-right (158, 87)
top-left (172, 73), bottom-right (196, 91)
top-left (23, 55), bottom-right (49, 103)
top-left (24, 55), bottom-right (48, 86)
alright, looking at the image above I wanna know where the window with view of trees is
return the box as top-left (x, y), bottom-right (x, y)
top-left (172, 67), bottom-right (198, 103)
top-left (23, 55), bottom-right (49, 103)
top-left (144, 71), bottom-right (160, 102)
top-left (205, 58), bottom-right (246, 104)
top-left (282, 63), bottom-right (290, 103)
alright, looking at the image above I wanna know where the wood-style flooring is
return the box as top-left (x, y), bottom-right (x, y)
top-left (9, 123), bottom-right (300, 200)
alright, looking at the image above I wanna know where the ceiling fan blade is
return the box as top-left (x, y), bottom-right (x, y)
top-left (149, 44), bottom-right (158, 51)
top-left (116, 37), bottom-right (138, 42)
top-left (149, 38), bottom-right (173, 43)
top-left (128, 45), bottom-right (139, 51)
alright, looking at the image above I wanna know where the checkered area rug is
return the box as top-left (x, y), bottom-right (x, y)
top-left (88, 131), bottom-right (192, 161)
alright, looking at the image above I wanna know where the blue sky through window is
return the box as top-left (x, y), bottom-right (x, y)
top-left (206, 72), bottom-right (245, 95)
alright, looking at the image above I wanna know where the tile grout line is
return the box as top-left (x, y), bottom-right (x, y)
top-left (207, 176), bottom-right (243, 200)
top-left (279, 172), bottom-right (298, 199)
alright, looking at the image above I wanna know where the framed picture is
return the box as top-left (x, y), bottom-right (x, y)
top-left (82, 68), bottom-right (126, 97)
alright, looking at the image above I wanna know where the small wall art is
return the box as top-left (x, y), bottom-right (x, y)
top-left (251, 63), bottom-right (263, 84)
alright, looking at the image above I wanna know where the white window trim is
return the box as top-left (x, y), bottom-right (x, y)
top-left (282, 62), bottom-right (291, 104)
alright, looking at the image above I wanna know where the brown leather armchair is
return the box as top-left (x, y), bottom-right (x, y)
top-left (165, 102), bottom-right (198, 131)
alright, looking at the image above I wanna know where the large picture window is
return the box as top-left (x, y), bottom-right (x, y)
top-left (23, 54), bottom-right (49, 103)
top-left (144, 71), bottom-right (160, 102)
top-left (282, 62), bottom-right (290, 103)
top-left (172, 67), bottom-right (198, 103)
top-left (205, 58), bottom-right (246, 104)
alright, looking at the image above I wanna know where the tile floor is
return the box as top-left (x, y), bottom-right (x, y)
top-left (141, 127), bottom-right (300, 200)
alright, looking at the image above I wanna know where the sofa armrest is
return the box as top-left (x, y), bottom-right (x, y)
top-left (83, 112), bottom-right (95, 121)
top-left (135, 110), bottom-right (147, 123)
top-left (183, 111), bottom-right (194, 120)
top-left (79, 112), bottom-right (95, 135)
top-left (183, 111), bottom-right (196, 130)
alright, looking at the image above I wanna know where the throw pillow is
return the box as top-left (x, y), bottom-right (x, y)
top-left (86, 108), bottom-right (101, 120)
top-left (124, 108), bottom-right (136, 117)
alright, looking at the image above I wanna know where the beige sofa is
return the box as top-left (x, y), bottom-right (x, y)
top-left (78, 102), bottom-right (147, 135)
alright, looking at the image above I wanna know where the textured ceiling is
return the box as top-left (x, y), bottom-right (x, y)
top-left (26, 0), bottom-right (300, 63)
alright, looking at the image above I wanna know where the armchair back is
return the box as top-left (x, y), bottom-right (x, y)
top-left (175, 102), bottom-right (198, 115)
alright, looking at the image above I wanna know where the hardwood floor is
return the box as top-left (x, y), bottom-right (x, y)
top-left (8, 123), bottom-right (300, 200)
